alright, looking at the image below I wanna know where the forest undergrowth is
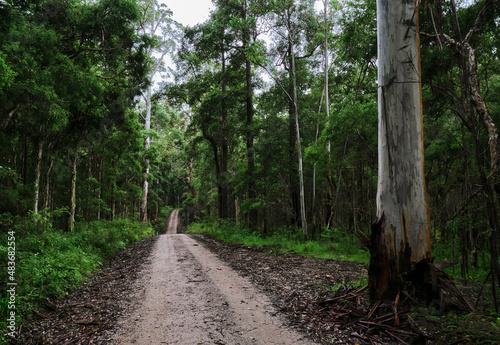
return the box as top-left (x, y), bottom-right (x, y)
top-left (187, 217), bottom-right (371, 263)
top-left (0, 210), bottom-right (154, 344)
top-left (188, 219), bottom-right (500, 344)
top-left (187, 218), bottom-right (495, 285)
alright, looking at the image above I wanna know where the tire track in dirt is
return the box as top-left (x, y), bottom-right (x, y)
top-left (112, 213), bottom-right (316, 344)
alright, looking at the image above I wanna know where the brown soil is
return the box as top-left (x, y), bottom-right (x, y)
top-left (165, 209), bottom-right (180, 234)
top-left (193, 236), bottom-right (500, 344)
top-left (191, 235), bottom-right (368, 344)
top-left (13, 212), bottom-right (499, 344)
top-left (112, 233), bottom-right (314, 345)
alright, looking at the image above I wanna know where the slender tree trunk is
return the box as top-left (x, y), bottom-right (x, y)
top-left (312, 88), bottom-right (325, 232)
top-left (141, 81), bottom-right (152, 222)
top-left (0, 104), bottom-right (21, 132)
top-left (286, 21), bottom-right (299, 227)
top-left (140, 0), bottom-right (159, 223)
top-left (439, 0), bottom-right (500, 297)
top-left (243, 4), bottom-right (257, 229)
top-left (98, 155), bottom-right (104, 220)
top-left (44, 154), bottom-right (55, 210)
top-left (323, 0), bottom-right (330, 151)
top-left (330, 136), bottom-right (348, 229)
top-left (231, 144), bottom-right (241, 221)
top-left (87, 146), bottom-right (93, 221)
top-left (323, 0), bottom-right (335, 229)
top-left (22, 134), bottom-right (28, 184)
top-left (370, 0), bottom-right (431, 301)
top-left (33, 140), bottom-right (44, 215)
top-left (288, 47), bottom-right (299, 227)
top-left (205, 129), bottom-right (224, 216)
top-left (289, 19), bottom-right (308, 239)
top-left (68, 154), bottom-right (78, 232)
top-left (141, 161), bottom-right (150, 222)
top-left (465, 47), bottom-right (500, 270)
top-left (111, 157), bottom-right (116, 221)
top-left (220, 48), bottom-right (229, 219)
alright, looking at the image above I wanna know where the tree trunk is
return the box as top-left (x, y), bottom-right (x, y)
top-left (288, 44), bottom-right (299, 227)
top-left (22, 134), bottom-right (28, 184)
top-left (140, 0), bottom-right (160, 223)
top-left (98, 155), bottom-right (104, 220)
top-left (44, 154), bottom-right (55, 210)
top-left (289, 15), bottom-right (308, 239)
top-left (141, 82), bottom-right (152, 222)
top-left (243, 5), bottom-right (257, 229)
top-left (231, 144), bottom-right (241, 221)
top-left (86, 145), bottom-right (93, 221)
top-left (312, 86), bottom-right (325, 232)
top-left (323, 0), bottom-right (335, 229)
top-left (330, 136), bottom-right (348, 229)
top-left (68, 154), bottom-right (78, 232)
top-left (370, 0), bottom-right (431, 301)
top-left (0, 104), bottom-right (21, 132)
top-left (111, 156), bottom-right (116, 221)
top-left (220, 48), bottom-right (229, 219)
top-left (465, 47), bottom-right (500, 282)
top-left (439, 0), bottom-right (500, 301)
top-left (323, 0), bottom-right (329, 125)
top-left (33, 140), bottom-right (44, 215)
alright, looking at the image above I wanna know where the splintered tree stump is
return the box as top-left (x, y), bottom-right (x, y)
top-left (369, 216), bottom-right (475, 314)
top-left (368, 215), bottom-right (412, 302)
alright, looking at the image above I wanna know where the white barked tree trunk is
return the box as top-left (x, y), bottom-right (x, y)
top-left (370, 0), bottom-right (431, 301)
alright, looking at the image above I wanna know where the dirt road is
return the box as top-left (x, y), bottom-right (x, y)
top-left (112, 211), bottom-right (315, 345)
top-left (165, 209), bottom-right (180, 234)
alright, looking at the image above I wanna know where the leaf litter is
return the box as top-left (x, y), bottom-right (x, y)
top-left (11, 233), bottom-right (499, 345)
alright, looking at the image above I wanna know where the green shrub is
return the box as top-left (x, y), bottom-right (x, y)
top-left (0, 214), bottom-right (154, 341)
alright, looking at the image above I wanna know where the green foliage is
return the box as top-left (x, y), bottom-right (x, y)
top-left (0, 52), bottom-right (16, 95)
top-left (0, 215), bottom-right (153, 338)
top-left (433, 235), bottom-right (491, 283)
top-left (186, 219), bottom-right (369, 263)
top-left (338, 0), bottom-right (377, 63)
top-left (245, 40), bottom-right (268, 65)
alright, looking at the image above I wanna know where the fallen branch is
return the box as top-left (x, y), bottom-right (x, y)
top-left (31, 308), bottom-right (47, 319)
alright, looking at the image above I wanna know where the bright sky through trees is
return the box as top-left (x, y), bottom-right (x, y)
top-left (155, 0), bottom-right (213, 85)
top-left (160, 0), bottom-right (214, 27)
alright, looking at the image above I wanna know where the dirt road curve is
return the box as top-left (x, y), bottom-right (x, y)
top-left (112, 211), bottom-right (316, 345)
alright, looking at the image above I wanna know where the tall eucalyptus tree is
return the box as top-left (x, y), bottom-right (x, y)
top-left (136, 0), bottom-right (178, 222)
top-left (265, 0), bottom-right (318, 237)
top-left (370, 0), bottom-right (431, 301)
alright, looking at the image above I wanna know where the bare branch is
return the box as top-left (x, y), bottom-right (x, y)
top-left (464, 0), bottom-right (493, 44)
top-left (427, 4), bottom-right (443, 51)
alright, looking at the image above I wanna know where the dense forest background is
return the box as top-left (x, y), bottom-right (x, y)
top-left (1, 0), bottom-right (500, 334)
